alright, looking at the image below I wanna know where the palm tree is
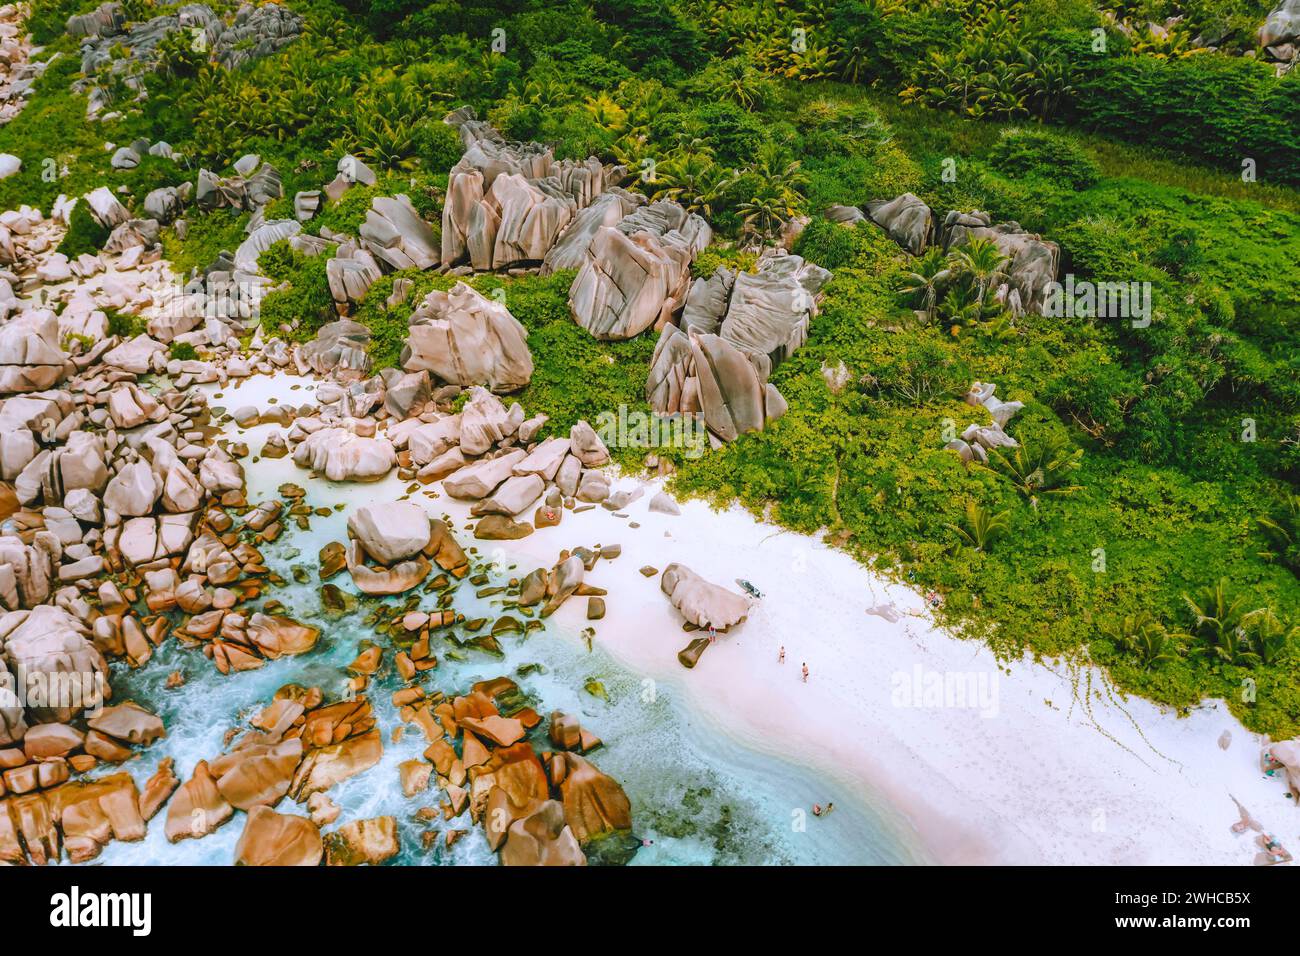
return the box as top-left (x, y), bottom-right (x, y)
top-left (947, 500), bottom-right (1011, 552)
top-left (937, 283), bottom-right (982, 332)
top-left (706, 57), bottom-right (764, 110)
top-left (952, 237), bottom-right (1009, 308)
top-left (987, 433), bottom-right (1083, 504)
top-left (738, 148), bottom-right (807, 244)
top-left (583, 93), bottom-right (628, 136)
top-left (1257, 494), bottom-right (1300, 575)
top-left (738, 186), bottom-right (787, 244)
top-left (900, 248), bottom-right (951, 323)
top-left (652, 152), bottom-right (732, 219)
top-left (834, 41), bottom-right (872, 84)
top-left (1250, 609), bottom-right (1297, 666)
top-left (1098, 612), bottom-right (1183, 671)
top-left (1182, 578), bottom-right (1265, 665)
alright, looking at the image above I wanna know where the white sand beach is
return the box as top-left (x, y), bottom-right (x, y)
top-left (218, 371), bottom-right (1293, 866)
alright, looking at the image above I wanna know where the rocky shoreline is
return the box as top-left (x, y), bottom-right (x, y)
top-left (3, 0), bottom-right (1299, 871)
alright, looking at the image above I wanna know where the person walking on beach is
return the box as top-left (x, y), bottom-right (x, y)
top-left (801, 663), bottom-right (809, 683)
top-left (778, 645), bottom-right (785, 663)
top-left (708, 625), bottom-right (717, 645)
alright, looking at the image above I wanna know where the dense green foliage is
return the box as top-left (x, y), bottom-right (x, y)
top-left (1068, 51), bottom-right (1300, 186)
top-left (14, 0), bottom-right (1300, 733)
top-left (55, 196), bottom-right (109, 259)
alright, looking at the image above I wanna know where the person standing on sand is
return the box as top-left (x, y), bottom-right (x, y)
top-left (778, 645), bottom-right (785, 663)
top-left (801, 663), bottom-right (809, 683)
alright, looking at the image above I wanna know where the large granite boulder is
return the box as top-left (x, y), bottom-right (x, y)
top-left (143, 183), bottom-right (190, 223)
top-left (718, 250), bottom-right (831, 374)
top-left (345, 541), bottom-right (430, 596)
top-left (541, 189), bottom-right (643, 275)
top-left (680, 267), bottom-right (735, 336)
top-left (825, 203), bottom-right (866, 225)
top-left (940, 210), bottom-right (1059, 315)
top-left (0, 535), bottom-right (57, 610)
top-left (1262, 0), bottom-right (1300, 59)
top-left (103, 460), bottom-right (161, 517)
top-left (325, 245), bottom-right (382, 307)
top-left (659, 563), bottom-right (750, 630)
top-left (443, 448), bottom-right (527, 499)
top-left (689, 333), bottom-right (772, 442)
top-left (292, 428), bottom-right (395, 482)
top-left (458, 386), bottom-right (520, 456)
top-left (557, 752), bottom-right (632, 845)
top-left (359, 195), bottom-right (439, 271)
top-left (865, 193), bottom-right (933, 255)
top-left (299, 320), bottom-right (371, 379)
top-left (67, 2), bottom-right (125, 38)
top-left (0, 604), bottom-right (110, 723)
top-left (348, 501), bottom-right (431, 565)
top-left (245, 614), bottom-right (320, 659)
top-left (405, 415), bottom-right (462, 465)
top-left (568, 202), bottom-right (710, 340)
top-left (84, 186), bottom-right (129, 229)
top-left (488, 173), bottom-right (578, 267)
top-left (0, 310), bottom-right (70, 393)
top-left (441, 128), bottom-right (615, 271)
top-left (647, 327), bottom-right (788, 442)
top-left (402, 283), bottom-right (533, 393)
top-left (500, 799), bottom-right (586, 866)
top-left (234, 806), bottom-right (322, 866)
top-left (323, 815), bottom-right (400, 866)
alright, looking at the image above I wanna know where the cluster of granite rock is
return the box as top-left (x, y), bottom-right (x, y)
top-left (68, 1), bottom-right (303, 117)
top-left (943, 381), bottom-right (1024, 465)
top-left (0, 251), bottom-right (360, 866)
top-left (0, 4), bottom-right (40, 126)
top-left (262, 378), bottom-right (620, 538)
top-left (647, 249), bottom-right (831, 444)
top-left (441, 108), bottom-right (714, 345)
top-left (830, 193), bottom-right (1060, 316)
top-left (0, 702), bottom-right (176, 864)
top-left (440, 108), bottom-right (836, 445)
top-left (0, 262), bottom-right (446, 863)
top-left (0, 10), bottom-right (644, 866)
top-left (1262, 0), bottom-right (1300, 65)
top-left (203, 672), bottom-right (633, 866)
top-left (240, 107), bottom-right (836, 449)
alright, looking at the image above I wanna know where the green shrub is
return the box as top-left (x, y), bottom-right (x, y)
top-left (257, 240), bottom-right (303, 283)
top-left (1068, 53), bottom-right (1300, 186)
top-left (105, 309), bottom-right (145, 339)
top-left (414, 119), bottom-right (465, 174)
top-left (56, 199), bottom-right (110, 260)
top-left (989, 127), bottom-right (1100, 189)
top-left (593, 0), bottom-right (707, 72)
top-left (257, 253), bottom-right (336, 342)
top-left (28, 0), bottom-right (90, 44)
top-left (169, 341), bottom-right (199, 361)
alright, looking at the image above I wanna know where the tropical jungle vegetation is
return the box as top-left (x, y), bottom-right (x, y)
top-left (9, 0), bottom-right (1300, 733)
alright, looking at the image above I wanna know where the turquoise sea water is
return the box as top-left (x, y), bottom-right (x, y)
top-left (82, 375), bottom-right (925, 866)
